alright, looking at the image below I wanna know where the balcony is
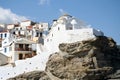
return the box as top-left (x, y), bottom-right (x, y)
top-left (15, 48), bottom-right (32, 51)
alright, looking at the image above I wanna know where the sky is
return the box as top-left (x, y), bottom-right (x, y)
top-left (0, 0), bottom-right (120, 44)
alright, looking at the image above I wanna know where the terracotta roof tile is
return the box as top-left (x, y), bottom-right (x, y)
top-left (0, 30), bottom-right (8, 33)
top-left (27, 26), bottom-right (33, 30)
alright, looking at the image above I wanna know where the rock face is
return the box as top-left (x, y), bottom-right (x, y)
top-left (46, 36), bottom-right (120, 80)
top-left (7, 71), bottom-right (51, 80)
top-left (8, 36), bottom-right (120, 80)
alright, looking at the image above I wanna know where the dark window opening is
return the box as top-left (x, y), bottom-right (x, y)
top-left (40, 32), bottom-right (42, 37)
top-left (58, 27), bottom-right (60, 30)
top-left (1, 34), bottom-right (3, 38)
top-left (4, 33), bottom-right (7, 37)
top-left (36, 32), bottom-right (39, 37)
top-left (52, 34), bottom-right (53, 37)
top-left (25, 44), bottom-right (29, 50)
top-left (0, 43), bottom-right (1, 47)
top-left (19, 54), bottom-right (23, 60)
top-left (16, 28), bottom-right (18, 30)
top-left (41, 24), bottom-right (43, 27)
top-left (13, 32), bottom-right (15, 35)
top-left (4, 48), bottom-right (7, 53)
top-left (19, 44), bottom-right (23, 48)
top-left (49, 28), bottom-right (51, 30)
top-left (18, 31), bottom-right (20, 35)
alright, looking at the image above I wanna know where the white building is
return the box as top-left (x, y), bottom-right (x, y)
top-left (32, 22), bottom-right (49, 42)
top-left (44, 14), bottom-right (104, 52)
top-left (0, 30), bottom-right (9, 40)
top-left (20, 20), bottom-right (36, 27)
top-left (7, 24), bottom-right (16, 30)
top-left (0, 14), bottom-right (104, 64)
top-left (0, 21), bottom-right (38, 63)
top-left (0, 30), bottom-right (11, 55)
top-left (11, 25), bottom-right (26, 38)
top-left (9, 38), bottom-right (36, 63)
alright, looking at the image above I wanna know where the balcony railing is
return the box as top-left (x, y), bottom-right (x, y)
top-left (15, 48), bottom-right (32, 51)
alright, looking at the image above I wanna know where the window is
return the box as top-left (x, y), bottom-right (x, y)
top-left (0, 43), bottom-right (1, 47)
top-left (4, 48), bottom-right (7, 53)
top-left (58, 27), bottom-right (60, 30)
top-left (16, 28), bottom-right (18, 30)
top-left (13, 32), bottom-right (15, 34)
top-left (20, 28), bottom-right (22, 30)
top-left (1, 34), bottom-right (3, 38)
top-left (52, 34), bottom-right (53, 37)
top-left (40, 32), bottom-right (42, 37)
top-left (19, 54), bottom-right (23, 60)
top-left (36, 32), bottom-right (39, 37)
top-left (19, 44), bottom-right (23, 48)
top-left (41, 24), bottom-right (43, 27)
top-left (18, 31), bottom-right (20, 35)
top-left (4, 33), bottom-right (7, 37)
top-left (25, 44), bottom-right (28, 48)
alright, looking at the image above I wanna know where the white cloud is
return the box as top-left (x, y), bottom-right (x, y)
top-left (0, 7), bottom-right (27, 24)
top-left (39, 0), bottom-right (50, 5)
top-left (59, 9), bottom-right (68, 15)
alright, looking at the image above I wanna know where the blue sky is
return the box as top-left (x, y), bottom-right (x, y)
top-left (0, 0), bottom-right (120, 44)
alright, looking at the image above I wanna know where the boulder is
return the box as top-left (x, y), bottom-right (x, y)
top-left (46, 36), bottom-right (120, 80)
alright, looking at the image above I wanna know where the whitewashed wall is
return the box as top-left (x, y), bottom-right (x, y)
top-left (0, 33), bottom-right (11, 55)
top-left (20, 21), bottom-right (31, 27)
top-left (0, 53), bottom-right (8, 66)
top-left (0, 32), bottom-right (9, 40)
top-left (0, 51), bottom-right (52, 80)
top-left (44, 28), bottom-right (103, 53)
top-left (7, 24), bottom-right (14, 30)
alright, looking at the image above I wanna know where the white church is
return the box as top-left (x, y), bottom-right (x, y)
top-left (0, 14), bottom-right (104, 80)
top-left (44, 14), bottom-right (103, 53)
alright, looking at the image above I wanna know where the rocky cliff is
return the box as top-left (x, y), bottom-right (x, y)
top-left (8, 36), bottom-right (120, 80)
top-left (8, 71), bottom-right (51, 80)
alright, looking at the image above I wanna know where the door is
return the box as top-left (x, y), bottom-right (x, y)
top-left (19, 54), bottom-right (23, 60)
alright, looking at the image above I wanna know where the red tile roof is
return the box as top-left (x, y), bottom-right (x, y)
top-left (8, 24), bottom-right (14, 25)
top-left (0, 30), bottom-right (8, 33)
top-left (27, 26), bottom-right (33, 30)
